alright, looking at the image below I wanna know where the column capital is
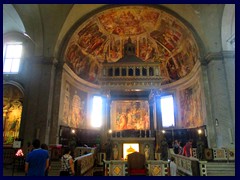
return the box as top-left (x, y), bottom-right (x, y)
top-left (221, 51), bottom-right (235, 59)
top-left (204, 52), bottom-right (223, 64)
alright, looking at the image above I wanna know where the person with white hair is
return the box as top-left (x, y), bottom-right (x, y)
top-left (170, 156), bottom-right (177, 176)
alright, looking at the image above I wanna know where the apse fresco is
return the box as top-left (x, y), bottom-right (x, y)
top-left (110, 100), bottom-right (150, 131)
top-left (65, 5), bottom-right (199, 85)
top-left (179, 80), bottom-right (204, 128)
top-left (62, 82), bottom-right (87, 129)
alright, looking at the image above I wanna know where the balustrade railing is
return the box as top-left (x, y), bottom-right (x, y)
top-left (103, 159), bottom-right (169, 176)
top-left (170, 147), bottom-right (235, 176)
top-left (103, 147), bottom-right (235, 176)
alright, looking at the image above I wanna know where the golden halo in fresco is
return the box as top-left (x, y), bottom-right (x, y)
top-left (65, 5), bottom-right (199, 85)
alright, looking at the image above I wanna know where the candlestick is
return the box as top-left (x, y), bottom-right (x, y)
top-left (204, 129), bottom-right (207, 137)
top-left (228, 128), bottom-right (233, 143)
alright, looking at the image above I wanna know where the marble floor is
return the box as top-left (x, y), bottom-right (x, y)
top-left (3, 163), bottom-right (104, 176)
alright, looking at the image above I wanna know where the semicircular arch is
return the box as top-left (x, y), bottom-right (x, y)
top-left (60, 4), bottom-right (206, 86)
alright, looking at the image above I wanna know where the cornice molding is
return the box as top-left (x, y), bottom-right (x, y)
top-left (63, 63), bottom-right (100, 90)
top-left (204, 52), bottom-right (223, 63)
top-left (26, 56), bottom-right (58, 65)
top-left (221, 51), bottom-right (235, 59)
top-left (204, 51), bottom-right (235, 64)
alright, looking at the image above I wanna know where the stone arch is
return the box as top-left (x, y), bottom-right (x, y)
top-left (3, 4), bottom-right (25, 34)
top-left (59, 4), bottom-right (206, 86)
top-left (5, 4), bottom-right (44, 56)
top-left (3, 31), bottom-right (36, 59)
top-left (221, 4), bottom-right (235, 51)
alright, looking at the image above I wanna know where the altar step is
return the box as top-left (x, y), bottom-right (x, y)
top-left (48, 160), bottom-right (104, 176)
top-left (49, 160), bottom-right (61, 176)
top-left (205, 162), bottom-right (235, 176)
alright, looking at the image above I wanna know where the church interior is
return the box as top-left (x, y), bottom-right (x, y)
top-left (3, 4), bottom-right (235, 176)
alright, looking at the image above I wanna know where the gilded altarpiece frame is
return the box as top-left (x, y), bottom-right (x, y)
top-left (110, 100), bottom-right (150, 131)
top-left (3, 84), bottom-right (23, 144)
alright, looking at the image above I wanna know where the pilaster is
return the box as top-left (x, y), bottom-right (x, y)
top-left (204, 52), bottom-right (234, 148)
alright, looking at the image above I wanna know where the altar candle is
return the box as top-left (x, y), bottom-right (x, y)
top-left (204, 129), bottom-right (207, 137)
top-left (228, 128), bottom-right (233, 143)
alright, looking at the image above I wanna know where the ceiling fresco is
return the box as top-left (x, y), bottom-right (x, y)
top-left (64, 6), bottom-right (199, 85)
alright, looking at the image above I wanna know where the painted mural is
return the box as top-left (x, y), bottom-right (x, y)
top-left (3, 84), bottom-right (23, 144)
top-left (110, 100), bottom-right (150, 131)
top-left (179, 80), bottom-right (204, 128)
top-left (65, 6), bottom-right (199, 85)
top-left (62, 82), bottom-right (87, 129)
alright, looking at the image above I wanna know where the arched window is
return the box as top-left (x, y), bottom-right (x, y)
top-left (160, 95), bottom-right (175, 127)
top-left (142, 67), bottom-right (147, 76)
top-left (136, 67), bottom-right (140, 76)
top-left (128, 68), bottom-right (133, 76)
top-left (115, 68), bottom-right (120, 76)
top-left (91, 96), bottom-right (103, 128)
top-left (3, 42), bottom-right (23, 74)
top-left (122, 68), bottom-right (127, 76)
top-left (108, 68), bottom-right (113, 76)
top-left (149, 67), bottom-right (154, 76)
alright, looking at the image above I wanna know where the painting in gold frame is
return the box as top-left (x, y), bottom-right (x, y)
top-left (110, 100), bottom-right (150, 131)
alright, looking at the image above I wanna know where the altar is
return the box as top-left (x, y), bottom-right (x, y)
top-left (109, 130), bottom-right (156, 160)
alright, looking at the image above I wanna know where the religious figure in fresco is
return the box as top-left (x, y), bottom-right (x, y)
top-left (115, 112), bottom-right (121, 127)
top-left (66, 43), bottom-right (79, 63)
top-left (4, 100), bottom-right (22, 143)
top-left (65, 6), bottom-right (198, 85)
top-left (118, 111), bottom-right (128, 130)
top-left (63, 90), bottom-right (70, 125)
top-left (88, 59), bottom-right (100, 83)
top-left (143, 111), bottom-right (150, 130)
top-left (63, 88), bottom-right (87, 129)
top-left (179, 81), bottom-right (203, 128)
top-left (167, 60), bottom-right (180, 81)
top-left (71, 93), bottom-right (81, 128)
top-left (126, 108), bottom-right (134, 129)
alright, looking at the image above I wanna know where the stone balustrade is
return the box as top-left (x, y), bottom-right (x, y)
top-left (74, 152), bottom-right (95, 176)
top-left (170, 147), bottom-right (235, 176)
top-left (74, 147), bottom-right (97, 158)
top-left (103, 159), bottom-right (169, 176)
